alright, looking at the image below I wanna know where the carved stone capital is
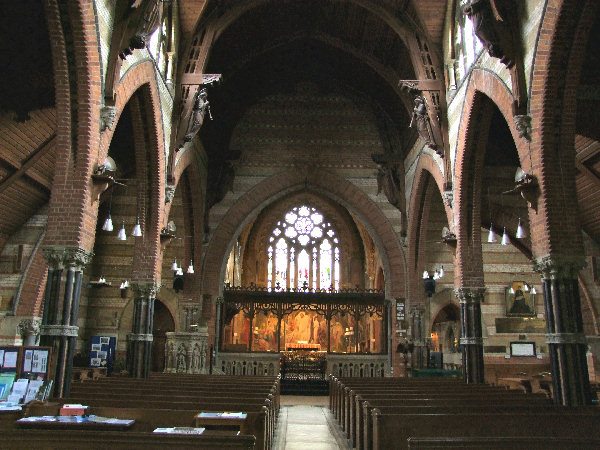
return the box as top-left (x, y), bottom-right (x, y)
top-left (455, 287), bottom-right (486, 304)
top-left (128, 333), bottom-right (154, 342)
top-left (100, 106), bottom-right (117, 132)
top-left (460, 337), bottom-right (484, 345)
top-left (42, 246), bottom-right (93, 270)
top-left (17, 317), bottom-right (42, 336)
top-left (513, 115), bottom-right (532, 141)
top-left (533, 255), bottom-right (586, 279)
top-left (40, 324), bottom-right (79, 337)
top-left (165, 183), bottom-right (176, 203)
top-left (131, 281), bottom-right (161, 299)
top-left (546, 332), bottom-right (587, 345)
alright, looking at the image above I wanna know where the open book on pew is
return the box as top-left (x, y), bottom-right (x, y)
top-left (154, 427), bottom-right (206, 434)
top-left (197, 411), bottom-right (247, 419)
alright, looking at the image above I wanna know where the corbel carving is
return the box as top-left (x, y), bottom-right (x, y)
top-left (164, 183), bottom-right (176, 204)
top-left (443, 189), bottom-right (454, 208)
top-left (441, 226), bottom-right (457, 249)
top-left (204, 161), bottom-right (235, 239)
top-left (513, 115), bottom-right (532, 141)
top-left (100, 106), bottom-right (118, 132)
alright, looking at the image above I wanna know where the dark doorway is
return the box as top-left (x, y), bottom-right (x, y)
top-left (151, 300), bottom-right (175, 372)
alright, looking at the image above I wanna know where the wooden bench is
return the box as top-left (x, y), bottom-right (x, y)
top-left (407, 436), bottom-right (600, 449)
top-left (354, 397), bottom-right (554, 449)
top-left (2, 428), bottom-right (256, 449)
top-left (371, 411), bottom-right (600, 450)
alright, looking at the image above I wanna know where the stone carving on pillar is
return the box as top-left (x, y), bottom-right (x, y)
top-left (164, 327), bottom-right (209, 374)
top-left (100, 106), bottom-right (118, 132)
top-left (132, 281), bottom-right (161, 299)
top-left (533, 255), bottom-right (586, 279)
top-left (42, 246), bottom-right (94, 271)
top-left (443, 189), bottom-right (454, 208)
top-left (513, 115), bottom-right (532, 141)
top-left (17, 318), bottom-right (42, 346)
top-left (164, 183), bottom-right (176, 204)
top-left (371, 153), bottom-right (407, 236)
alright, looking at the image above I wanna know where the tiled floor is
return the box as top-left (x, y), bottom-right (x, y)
top-left (273, 397), bottom-right (351, 449)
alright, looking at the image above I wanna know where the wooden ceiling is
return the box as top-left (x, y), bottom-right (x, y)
top-left (0, 0), bottom-right (599, 255)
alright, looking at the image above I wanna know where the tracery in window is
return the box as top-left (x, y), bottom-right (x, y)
top-left (267, 205), bottom-right (340, 291)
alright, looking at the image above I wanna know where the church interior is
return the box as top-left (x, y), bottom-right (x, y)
top-left (1, 0), bottom-right (600, 447)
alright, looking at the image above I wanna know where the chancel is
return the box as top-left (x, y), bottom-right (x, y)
top-left (0, 0), bottom-right (600, 448)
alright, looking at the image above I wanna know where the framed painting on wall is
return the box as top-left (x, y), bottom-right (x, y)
top-left (506, 281), bottom-right (535, 317)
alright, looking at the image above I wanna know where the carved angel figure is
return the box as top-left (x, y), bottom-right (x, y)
top-left (410, 96), bottom-right (435, 148)
top-left (184, 89), bottom-right (211, 142)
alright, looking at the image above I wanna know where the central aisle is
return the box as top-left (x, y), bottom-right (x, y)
top-left (273, 397), bottom-right (351, 449)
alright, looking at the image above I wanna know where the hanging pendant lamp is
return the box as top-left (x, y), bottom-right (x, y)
top-left (131, 218), bottom-right (142, 237)
top-left (487, 225), bottom-right (496, 243)
top-left (501, 227), bottom-right (509, 245)
top-left (102, 214), bottom-right (114, 232)
top-left (516, 218), bottom-right (526, 239)
top-left (117, 222), bottom-right (127, 241)
top-left (187, 261), bottom-right (195, 274)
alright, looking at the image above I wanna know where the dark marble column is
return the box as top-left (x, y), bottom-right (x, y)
top-left (409, 306), bottom-right (426, 370)
top-left (40, 246), bottom-right (92, 398)
top-left (456, 287), bottom-right (485, 383)
top-left (534, 256), bottom-right (592, 406)
top-left (127, 282), bottom-right (160, 378)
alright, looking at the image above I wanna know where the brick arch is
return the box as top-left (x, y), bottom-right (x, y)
top-left (201, 168), bottom-right (405, 298)
top-left (453, 69), bottom-right (526, 166)
top-left (527, 0), bottom-right (599, 258)
top-left (97, 61), bottom-right (165, 164)
top-left (43, 0), bottom-right (102, 250)
top-left (406, 153), bottom-right (452, 307)
top-left (453, 88), bottom-right (496, 288)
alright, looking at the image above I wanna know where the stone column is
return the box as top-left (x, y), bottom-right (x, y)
top-left (534, 256), bottom-right (593, 406)
top-left (409, 306), bottom-right (426, 370)
top-left (40, 246), bottom-right (93, 398)
top-left (456, 287), bottom-right (485, 383)
top-left (127, 282), bottom-right (160, 378)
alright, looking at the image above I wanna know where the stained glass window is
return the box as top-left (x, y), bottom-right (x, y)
top-left (267, 205), bottom-right (340, 291)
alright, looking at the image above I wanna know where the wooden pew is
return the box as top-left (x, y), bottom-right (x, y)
top-left (25, 402), bottom-right (268, 449)
top-left (3, 428), bottom-right (256, 449)
top-left (407, 436), bottom-right (600, 449)
top-left (354, 397), bottom-right (553, 450)
top-left (371, 411), bottom-right (600, 450)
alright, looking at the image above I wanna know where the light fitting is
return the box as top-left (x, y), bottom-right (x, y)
top-left (501, 227), bottom-right (509, 246)
top-left (516, 218), bottom-right (526, 239)
top-left (102, 214), bottom-right (113, 232)
top-left (172, 259), bottom-right (178, 271)
top-left (132, 218), bottom-right (142, 237)
top-left (187, 261), bottom-right (195, 274)
top-left (117, 222), bottom-right (127, 241)
top-left (488, 225), bottom-right (496, 243)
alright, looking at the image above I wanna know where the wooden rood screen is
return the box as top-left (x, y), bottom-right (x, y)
top-left (220, 286), bottom-right (388, 354)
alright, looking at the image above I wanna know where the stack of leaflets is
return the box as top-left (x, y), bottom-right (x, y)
top-left (154, 427), bottom-right (206, 434)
